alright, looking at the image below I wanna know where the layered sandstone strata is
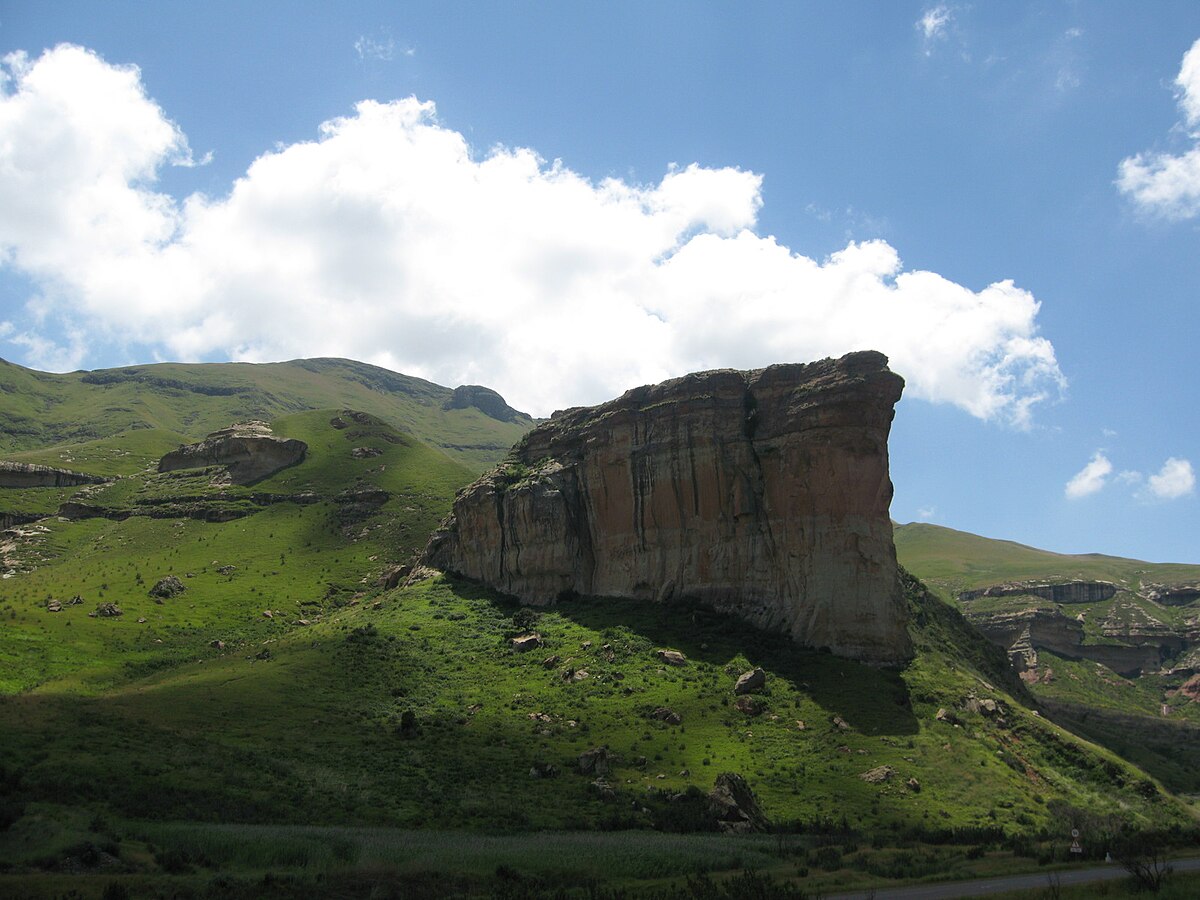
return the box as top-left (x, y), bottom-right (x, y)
top-left (158, 422), bottom-right (306, 485)
top-left (423, 351), bottom-right (911, 664)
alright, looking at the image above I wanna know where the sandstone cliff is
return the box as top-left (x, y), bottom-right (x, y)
top-left (423, 351), bottom-right (911, 665)
top-left (158, 422), bottom-right (307, 485)
top-left (0, 461), bottom-right (111, 489)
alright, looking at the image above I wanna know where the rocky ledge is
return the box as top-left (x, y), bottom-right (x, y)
top-left (423, 351), bottom-right (911, 665)
top-left (158, 422), bottom-right (307, 485)
top-left (0, 461), bottom-right (111, 489)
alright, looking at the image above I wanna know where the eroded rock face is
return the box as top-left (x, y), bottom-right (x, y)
top-left (423, 351), bottom-right (910, 664)
top-left (959, 580), bottom-right (1118, 605)
top-left (158, 422), bottom-right (306, 485)
top-left (0, 461), bottom-right (110, 489)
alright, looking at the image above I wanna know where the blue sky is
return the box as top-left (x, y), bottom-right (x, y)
top-left (0, 1), bottom-right (1197, 562)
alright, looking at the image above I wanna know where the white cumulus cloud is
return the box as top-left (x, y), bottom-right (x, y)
top-left (0, 44), bottom-right (1065, 422)
top-left (1117, 38), bottom-right (1200, 218)
top-left (1065, 451), bottom-right (1113, 499)
top-left (1147, 457), bottom-right (1195, 500)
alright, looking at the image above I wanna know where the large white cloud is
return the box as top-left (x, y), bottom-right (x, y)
top-left (0, 44), bottom-right (1064, 421)
top-left (1117, 38), bottom-right (1200, 218)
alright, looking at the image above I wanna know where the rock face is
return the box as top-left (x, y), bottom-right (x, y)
top-left (158, 422), bottom-right (306, 485)
top-left (423, 351), bottom-right (910, 664)
top-left (442, 385), bottom-right (525, 423)
top-left (959, 580), bottom-right (1117, 605)
top-left (0, 461), bottom-right (110, 489)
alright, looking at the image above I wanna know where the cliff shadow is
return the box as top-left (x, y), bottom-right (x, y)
top-left (545, 593), bottom-right (918, 737)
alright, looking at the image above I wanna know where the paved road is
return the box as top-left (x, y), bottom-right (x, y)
top-left (828, 856), bottom-right (1200, 899)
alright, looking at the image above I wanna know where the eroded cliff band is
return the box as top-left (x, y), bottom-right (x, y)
top-left (423, 350), bottom-right (912, 665)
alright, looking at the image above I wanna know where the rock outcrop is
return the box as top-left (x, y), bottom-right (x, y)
top-left (0, 461), bottom-right (110, 489)
top-left (959, 580), bottom-right (1118, 605)
top-left (158, 422), bottom-right (306, 485)
top-left (423, 351), bottom-right (910, 665)
top-left (442, 385), bottom-right (525, 423)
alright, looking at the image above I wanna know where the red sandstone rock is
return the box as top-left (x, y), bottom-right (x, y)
top-left (422, 351), bottom-right (910, 665)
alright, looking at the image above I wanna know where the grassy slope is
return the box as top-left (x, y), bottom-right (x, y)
top-left (894, 522), bottom-right (1200, 599)
top-left (0, 416), bottom-right (1196, 892)
top-left (896, 521), bottom-right (1200, 794)
top-left (0, 356), bottom-right (533, 473)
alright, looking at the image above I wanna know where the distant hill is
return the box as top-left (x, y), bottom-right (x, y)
top-left (0, 356), bottom-right (535, 473)
top-left (896, 520), bottom-right (1200, 795)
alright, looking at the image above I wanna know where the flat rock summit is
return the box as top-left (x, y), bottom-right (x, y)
top-left (424, 351), bottom-right (912, 664)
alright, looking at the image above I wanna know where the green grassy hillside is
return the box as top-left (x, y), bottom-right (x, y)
top-left (1, 402), bottom-right (1197, 895)
top-left (894, 522), bottom-right (1200, 600)
top-left (0, 356), bottom-right (533, 472)
top-left (896, 521), bottom-right (1200, 796)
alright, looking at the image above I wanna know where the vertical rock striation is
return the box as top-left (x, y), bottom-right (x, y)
top-left (423, 351), bottom-right (911, 664)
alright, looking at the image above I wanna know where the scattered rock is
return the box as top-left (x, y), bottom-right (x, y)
top-left (93, 602), bottom-right (123, 618)
top-left (255, 648), bottom-right (272, 660)
top-left (149, 575), bottom-right (185, 600)
top-left (217, 565), bottom-right (237, 575)
top-left (935, 708), bottom-right (961, 726)
top-left (734, 696), bottom-right (765, 716)
top-left (351, 447), bottom-right (384, 459)
top-left (297, 618), bottom-right (311, 626)
top-left (262, 610), bottom-right (273, 619)
top-left (529, 762), bottom-right (559, 778)
top-left (511, 633), bottom-right (542, 652)
top-left (211, 640), bottom-right (226, 650)
top-left (832, 715), bottom-right (850, 731)
top-left (46, 599), bottom-right (62, 612)
top-left (657, 649), bottom-right (688, 667)
top-left (379, 564), bottom-right (412, 590)
top-left (860, 765), bottom-right (897, 784)
top-left (651, 707), bottom-right (682, 725)
top-left (906, 777), bottom-right (921, 792)
top-left (589, 778), bottom-right (617, 800)
top-left (733, 667), bottom-right (766, 695)
top-left (571, 669), bottom-right (589, 682)
top-left (707, 773), bottom-right (769, 833)
top-left (67, 595), bottom-right (84, 606)
top-left (541, 654), bottom-right (560, 668)
top-left (136, 617), bottom-right (147, 623)
top-left (578, 747), bottom-right (612, 776)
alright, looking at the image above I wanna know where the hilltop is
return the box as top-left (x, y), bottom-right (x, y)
top-left (0, 356), bottom-right (533, 473)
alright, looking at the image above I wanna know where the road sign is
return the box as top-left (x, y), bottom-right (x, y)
top-left (1070, 839), bottom-right (1083, 854)
top-left (1071, 829), bottom-right (1080, 838)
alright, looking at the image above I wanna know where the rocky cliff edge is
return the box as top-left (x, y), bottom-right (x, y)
top-left (423, 351), bottom-right (911, 665)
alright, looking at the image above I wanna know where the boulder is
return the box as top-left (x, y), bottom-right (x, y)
top-left (93, 602), bottom-right (122, 618)
top-left (657, 649), bottom-right (688, 667)
top-left (860, 765), bottom-right (897, 784)
top-left (511, 633), bottom-right (542, 652)
top-left (422, 352), bottom-right (910, 664)
top-left (578, 747), bottom-right (612, 776)
top-left (734, 696), bottom-right (765, 716)
top-left (733, 667), bottom-right (766, 695)
top-left (707, 773), bottom-right (769, 833)
top-left (148, 575), bottom-right (185, 599)
top-left (158, 422), bottom-right (306, 485)
top-left (651, 707), bottom-right (682, 725)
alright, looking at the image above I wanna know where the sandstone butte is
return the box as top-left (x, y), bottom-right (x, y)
top-left (422, 350), bottom-right (912, 665)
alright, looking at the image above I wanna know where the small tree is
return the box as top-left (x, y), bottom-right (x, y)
top-left (1113, 829), bottom-right (1173, 893)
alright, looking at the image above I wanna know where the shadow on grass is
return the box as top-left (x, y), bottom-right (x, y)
top-left (489, 585), bottom-right (920, 737)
